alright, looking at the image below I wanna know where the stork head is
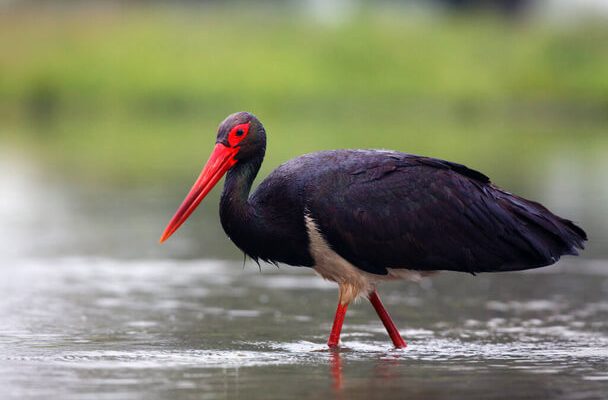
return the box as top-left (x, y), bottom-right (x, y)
top-left (159, 112), bottom-right (265, 243)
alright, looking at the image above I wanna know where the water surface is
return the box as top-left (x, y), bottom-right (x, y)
top-left (1, 258), bottom-right (607, 399)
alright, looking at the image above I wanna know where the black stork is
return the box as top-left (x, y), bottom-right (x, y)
top-left (160, 112), bottom-right (587, 349)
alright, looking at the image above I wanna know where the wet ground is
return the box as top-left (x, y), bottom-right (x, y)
top-left (1, 151), bottom-right (607, 399)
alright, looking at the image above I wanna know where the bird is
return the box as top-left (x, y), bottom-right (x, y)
top-left (160, 111), bottom-right (587, 349)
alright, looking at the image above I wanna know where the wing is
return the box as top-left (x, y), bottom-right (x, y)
top-left (306, 153), bottom-right (586, 275)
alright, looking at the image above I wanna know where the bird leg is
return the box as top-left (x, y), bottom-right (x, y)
top-left (327, 289), bottom-right (349, 348)
top-left (368, 289), bottom-right (407, 348)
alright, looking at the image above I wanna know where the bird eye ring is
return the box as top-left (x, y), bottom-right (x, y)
top-left (227, 123), bottom-right (251, 147)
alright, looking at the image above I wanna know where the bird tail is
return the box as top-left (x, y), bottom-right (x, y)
top-left (496, 191), bottom-right (587, 269)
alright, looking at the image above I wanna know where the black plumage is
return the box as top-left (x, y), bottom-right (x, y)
top-left (226, 149), bottom-right (586, 275)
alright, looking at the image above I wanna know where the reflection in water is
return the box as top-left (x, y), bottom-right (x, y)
top-left (329, 350), bottom-right (407, 397)
top-left (330, 350), bottom-right (343, 391)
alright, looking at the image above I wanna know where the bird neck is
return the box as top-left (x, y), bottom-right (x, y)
top-left (219, 151), bottom-right (264, 231)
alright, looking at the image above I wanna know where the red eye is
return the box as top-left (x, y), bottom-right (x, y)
top-left (228, 123), bottom-right (250, 147)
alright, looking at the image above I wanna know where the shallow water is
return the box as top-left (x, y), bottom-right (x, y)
top-left (1, 258), bottom-right (607, 399)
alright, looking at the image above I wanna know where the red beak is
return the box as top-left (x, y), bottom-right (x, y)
top-left (160, 143), bottom-right (238, 243)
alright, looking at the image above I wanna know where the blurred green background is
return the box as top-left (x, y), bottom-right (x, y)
top-left (1, 0), bottom-right (607, 260)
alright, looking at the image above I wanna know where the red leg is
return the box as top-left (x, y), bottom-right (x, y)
top-left (368, 289), bottom-right (407, 348)
top-left (328, 298), bottom-right (349, 348)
